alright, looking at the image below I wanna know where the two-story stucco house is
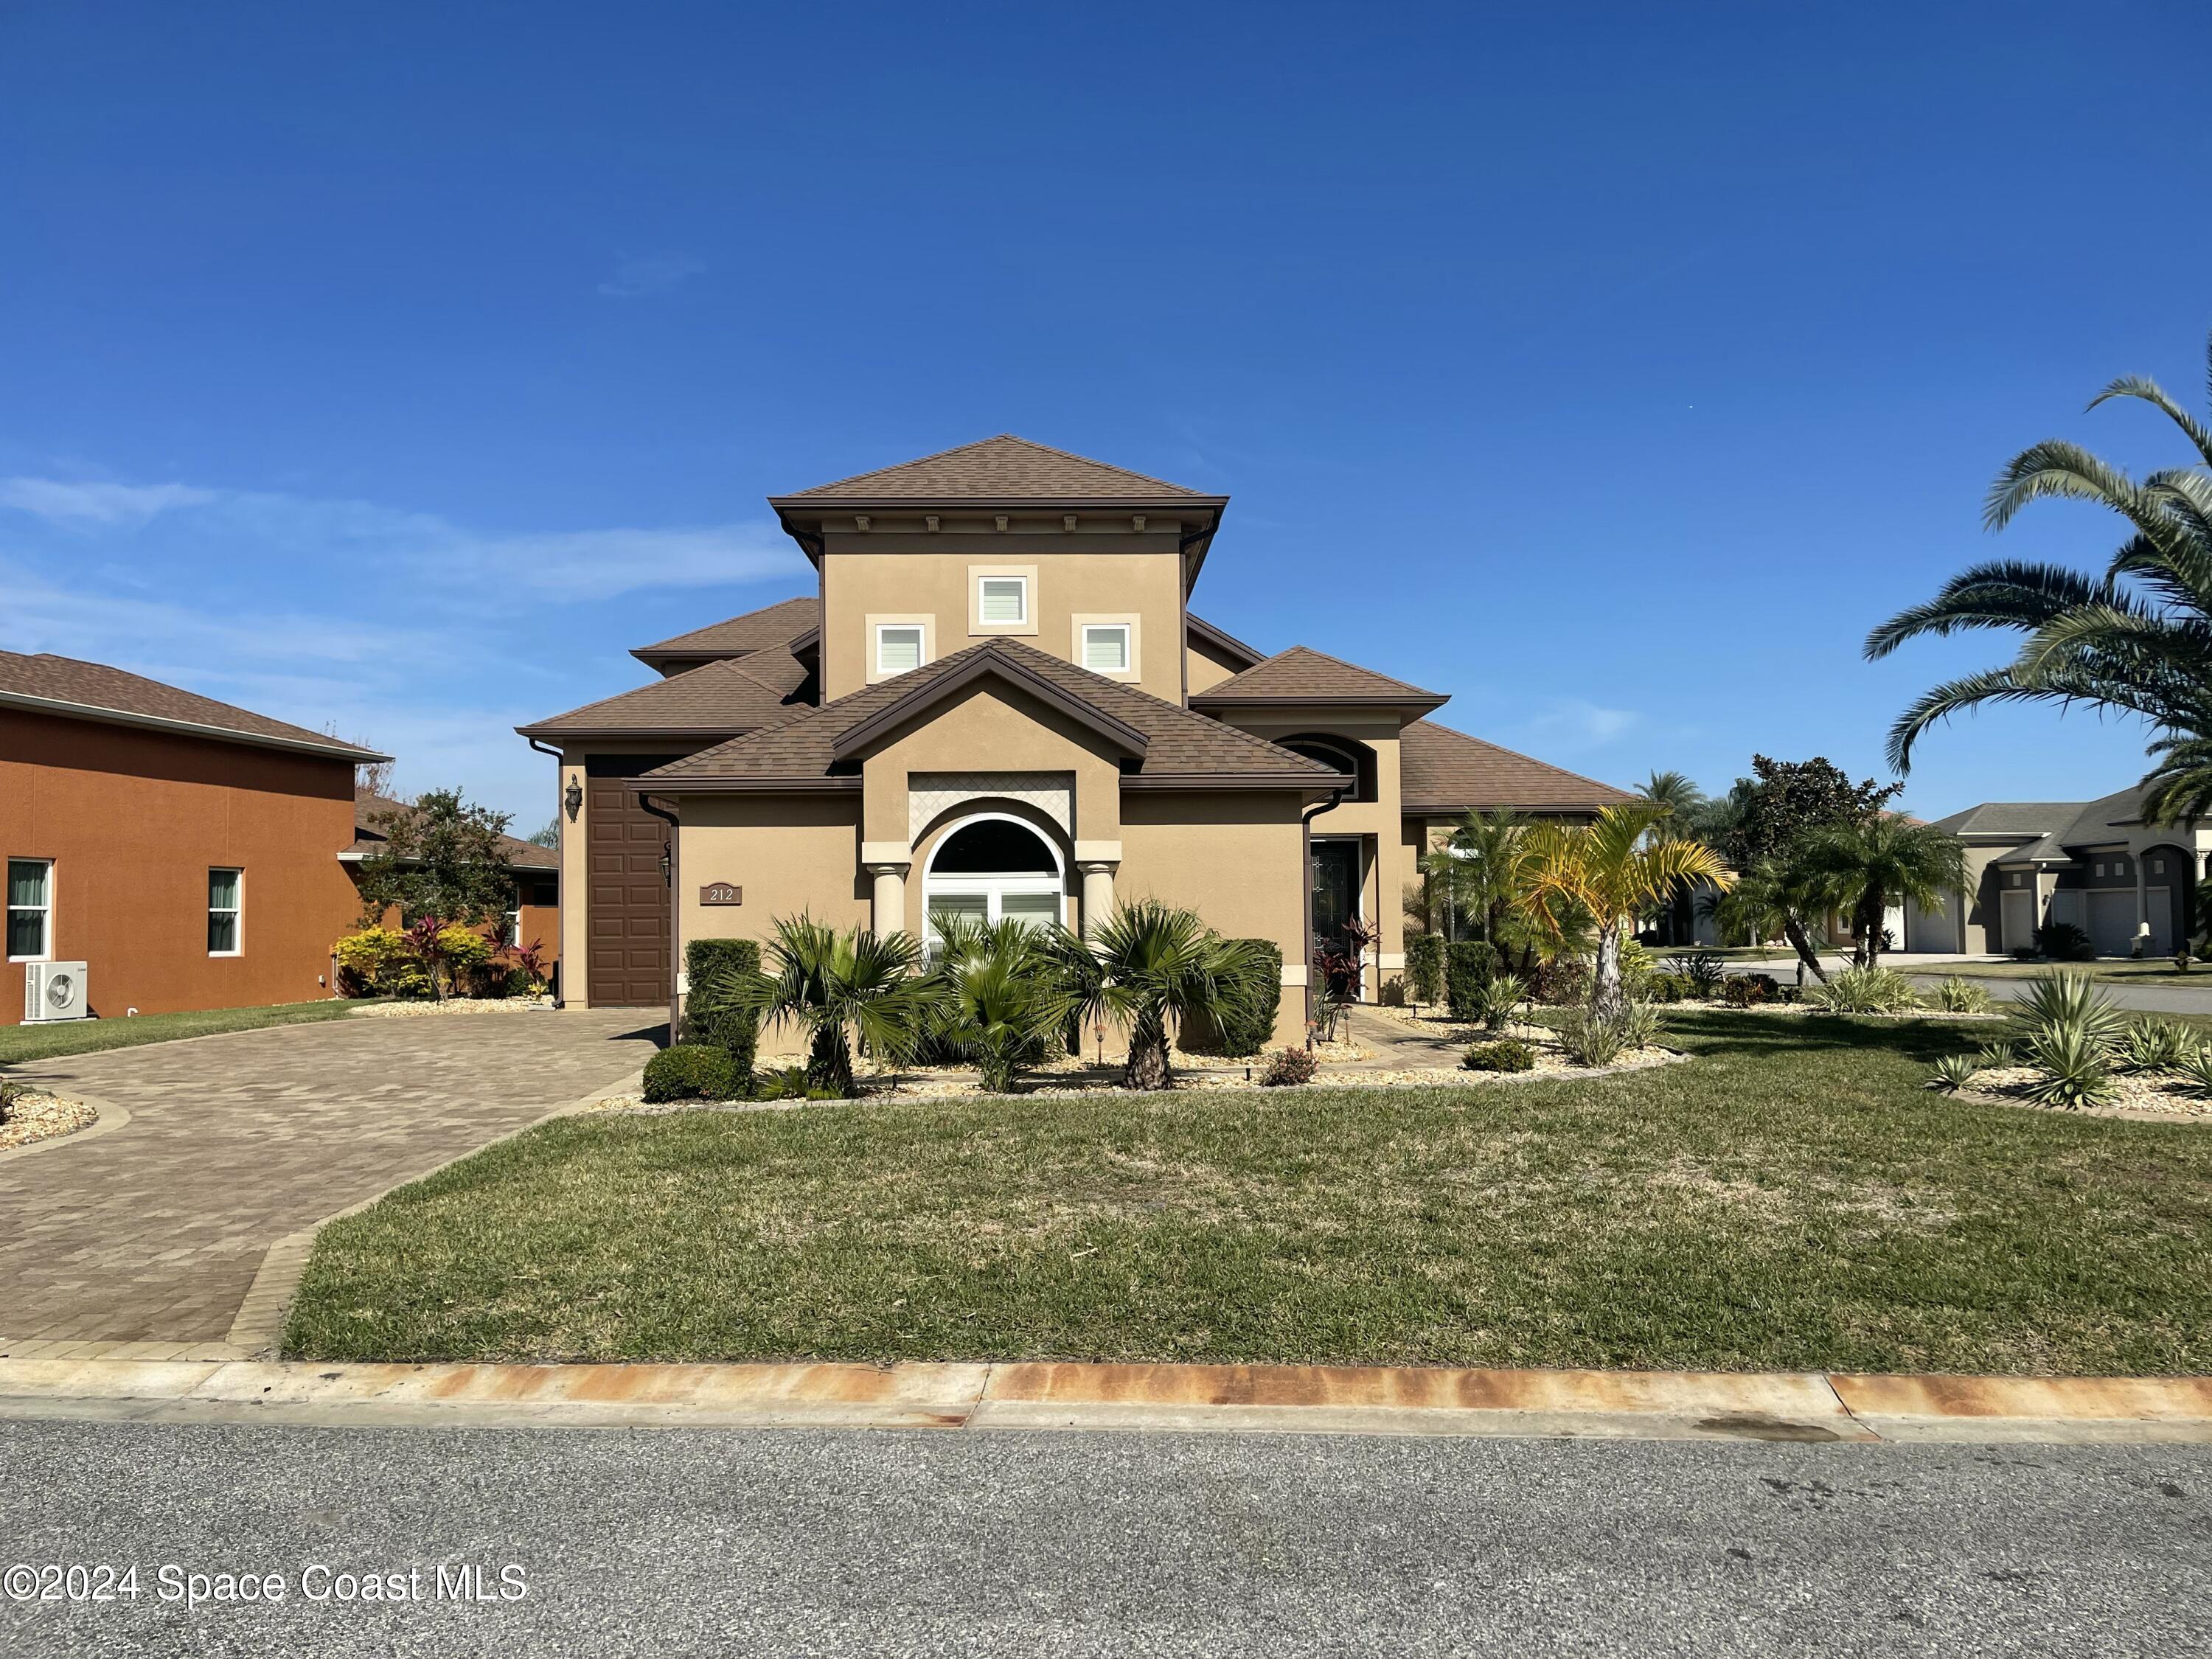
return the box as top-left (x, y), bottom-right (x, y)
top-left (520, 437), bottom-right (1632, 1045)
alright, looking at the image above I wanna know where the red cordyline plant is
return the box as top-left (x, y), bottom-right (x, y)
top-left (404, 914), bottom-right (451, 1001)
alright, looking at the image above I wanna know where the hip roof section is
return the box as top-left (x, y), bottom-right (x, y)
top-left (1399, 719), bottom-right (1636, 815)
top-left (0, 650), bottom-right (387, 761)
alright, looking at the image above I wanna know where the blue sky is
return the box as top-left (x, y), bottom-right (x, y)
top-left (4, 1), bottom-right (2209, 830)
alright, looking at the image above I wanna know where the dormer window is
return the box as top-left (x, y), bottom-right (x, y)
top-left (978, 576), bottom-right (1028, 625)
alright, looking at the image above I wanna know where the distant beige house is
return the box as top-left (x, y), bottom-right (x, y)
top-left (521, 437), bottom-right (1630, 1045)
top-left (1928, 785), bottom-right (2210, 958)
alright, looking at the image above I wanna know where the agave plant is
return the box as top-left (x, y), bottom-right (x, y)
top-left (2174, 1045), bottom-right (2212, 1098)
top-left (1924, 1054), bottom-right (1980, 1094)
top-left (2022, 1025), bottom-right (2118, 1110)
top-left (1806, 964), bottom-right (1921, 1015)
top-left (2006, 971), bottom-right (2126, 1053)
top-left (1931, 975), bottom-right (1992, 1015)
top-left (2117, 1015), bottom-right (2191, 1075)
top-left (745, 914), bottom-right (929, 1099)
top-left (1975, 1038), bottom-right (2020, 1071)
top-left (1472, 972), bottom-right (1528, 1033)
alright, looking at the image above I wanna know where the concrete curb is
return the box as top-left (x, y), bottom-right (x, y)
top-left (0, 1358), bottom-right (2206, 1443)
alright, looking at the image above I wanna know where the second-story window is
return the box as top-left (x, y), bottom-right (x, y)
top-left (1081, 624), bottom-right (1130, 674)
top-left (978, 575), bottom-right (1028, 625)
top-left (876, 624), bottom-right (925, 676)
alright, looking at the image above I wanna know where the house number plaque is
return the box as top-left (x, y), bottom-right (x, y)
top-left (700, 883), bottom-right (742, 906)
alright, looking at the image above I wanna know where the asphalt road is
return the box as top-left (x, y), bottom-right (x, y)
top-left (1729, 956), bottom-right (2212, 1016)
top-left (2, 1420), bottom-right (2206, 1657)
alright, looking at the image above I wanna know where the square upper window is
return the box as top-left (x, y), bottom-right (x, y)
top-left (978, 575), bottom-right (1028, 625)
top-left (876, 625), bottom-right (924, 675)
top-left (1081, 624), bottom-right (1130, 673)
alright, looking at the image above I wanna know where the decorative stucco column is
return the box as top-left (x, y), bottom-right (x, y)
top-left (861, 842), bottom-right (911, 937)
top-left (1074, 841), bottom-right (1121, 939)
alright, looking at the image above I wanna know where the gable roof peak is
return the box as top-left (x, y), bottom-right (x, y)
top-left (773, 434), bottom-right (1218, 504)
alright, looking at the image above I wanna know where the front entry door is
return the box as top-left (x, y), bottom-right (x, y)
top-left (1311, 840), bottom-right (1361, 954)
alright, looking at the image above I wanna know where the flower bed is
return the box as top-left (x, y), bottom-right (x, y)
top-left (1954, 1065), bottom-right (2212, 1121)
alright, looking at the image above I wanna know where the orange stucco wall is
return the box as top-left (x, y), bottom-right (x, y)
top-left (1, 709), bottom-right (362, 1023)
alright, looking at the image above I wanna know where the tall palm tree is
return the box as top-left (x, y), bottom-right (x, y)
top-left (1048, 900), bottom-right (1273, 1091)
top-left (1793, 817), bottom-right (1968, 970)
top-left (1637, 770), bottom-right (1708, 841)
top-left (1521, 804), bottom-right (1733, 1020)
top-left (746, 915), bottom-right (928, 1097)
top-left (1417, 808), bottom-right (1540, 951)
top-left (1700, 854), bottom-right (1832, 983)
top-left (1865, 330), bottom-right (2212, 824)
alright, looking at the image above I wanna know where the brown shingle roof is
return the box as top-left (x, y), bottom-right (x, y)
top-left (0, 650), bottom-right (386, 759)
top-left (348, 790), bottom-right (559, 872)
top-left (641, 640), bottom-right (1340, 791)
top-left (1190, 645), bottom-right (1444, 709)
top-left (517, 651), bottom-right (815, 741)
top-left (631, 596), bottom-right (819, 664)
top-left (1399, 720), bottom-right (1635, 815)
top-left (773, 435), bottom-right (1215, 503)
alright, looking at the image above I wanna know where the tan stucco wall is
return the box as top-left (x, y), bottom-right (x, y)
top-left (1119, 790), bottom-right (1310, 1047)
top-left (819, 535), bottom-right (1187, 701)
top-left (1211, 710), bottom-right (1406, 995)
top-left (858, 681), bottom-right (1124, 846)
top-left (1184, 635), bottom-right (1250, 695)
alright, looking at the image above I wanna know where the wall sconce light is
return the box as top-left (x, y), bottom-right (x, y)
top-left (564, 778), bottom-right (583, 822)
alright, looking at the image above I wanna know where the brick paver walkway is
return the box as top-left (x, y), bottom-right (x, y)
top-left (0, 1009), bottom-right (658, 1352)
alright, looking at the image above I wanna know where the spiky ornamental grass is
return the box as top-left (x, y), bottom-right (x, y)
top-left (2022, 1025), bottom-right (2118, 1110)
top-left (1925, 1053), bottom-right (1981, 1094)
top-left (1933, 975), bottom-right (1993, 1014)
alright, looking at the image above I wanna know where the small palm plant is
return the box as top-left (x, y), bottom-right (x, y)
top-left (924, 916), bottom-right (1074, 1093)
top-left (1051, 900), bottom-right (1276, 1090)
top-left (1925, 1054), bottom-right (1980, 1094)
top-left (746, 914), bottom-right (928, 1098)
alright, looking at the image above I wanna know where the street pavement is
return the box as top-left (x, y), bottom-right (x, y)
top-left (1722, 955), bottom-right (2212, 1016)
top-left (2, 1419), bottom-right (2205, 1657)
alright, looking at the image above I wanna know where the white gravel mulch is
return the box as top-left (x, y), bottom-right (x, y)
top-left (0, 1085), bottom-right (97, 1152)
top-left (354, 995), bottom-right (557, 1018)
top-left (1952, 1065), bottom-right (2212, 1121)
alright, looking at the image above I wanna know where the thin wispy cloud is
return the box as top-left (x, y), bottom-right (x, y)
top-left (597, 251), bottom-right (706, 299)
top-left (1523, 698), bottom-right (1642, 751)
top-left (0, 476), bottom-right (215, 526)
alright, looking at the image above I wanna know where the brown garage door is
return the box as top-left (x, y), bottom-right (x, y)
top-left (585, 756), bottom-right (684, 1008)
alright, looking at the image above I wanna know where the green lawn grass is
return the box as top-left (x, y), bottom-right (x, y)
top-left (285, 1009), bottom-right (2212, 1376)
top-left (0, 1000), bottom-right (358, 1065)
top-left (1919, 957), bottom-right (2212, 986)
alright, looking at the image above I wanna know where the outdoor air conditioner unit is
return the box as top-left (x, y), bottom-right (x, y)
top-left (23, 961), bottom-right (88, 1023)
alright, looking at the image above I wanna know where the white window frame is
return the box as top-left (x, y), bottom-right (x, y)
top-left (920, 812), bottom-right (1065, 954)
top-left (1070, 612), bottom-right (1141, 682)
top-left (1082, 624), bottom-right (1130, 673)
top-left (978, 574), bottom-right (1029, 626)
top-left (7, 857), bottom-right (54, 964)
top-left (966, 564), bottom-right (1038, 636)
top-left (874, 623), bottom-right (925, 677)
top-left (866, 613), bottom-right (934, 684)
top-left (208, 866), bottom-right (244, 957)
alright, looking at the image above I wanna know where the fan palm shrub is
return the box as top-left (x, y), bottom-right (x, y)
top-left (1793, 816), bottom-right (1967, 969)
top-left (745, 915), bottom-right (929, 1099)
top-left (922, 916), bottom-right (1074, 1093)
top-left (1047, 900), bottom-right (1274, 1091)
top-left (1520, 804), bottom-right (1733, 1020)
top-left (1865, 330), bottom-right (2212, 824)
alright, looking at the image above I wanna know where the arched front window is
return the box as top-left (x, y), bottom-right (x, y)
top-left (922, 814), bottom-right (1065, 947)
top-left (1279, 734), bottom-right (1377, 801)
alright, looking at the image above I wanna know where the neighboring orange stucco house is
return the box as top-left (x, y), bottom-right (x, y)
top-left (0, 653), bottom-right (383, 1024)
top-left (520, 437), bottom-right (1632, 1043)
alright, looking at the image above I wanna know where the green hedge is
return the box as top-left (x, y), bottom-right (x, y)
top-left (1211, 939), bottom-right (1283, 1057)
top-left (642, 1044), bottom-right (742, 1103)
top-left (1405, 933), bottom-right (1445, 1006)
top-left (683, 937), bottom-right (762, 1083)
top-left (1444, 940), bottom-right (1500, 1022)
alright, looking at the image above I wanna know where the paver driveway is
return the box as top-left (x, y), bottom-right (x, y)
top-left (0, 1009), bottom-right (658, 1353)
